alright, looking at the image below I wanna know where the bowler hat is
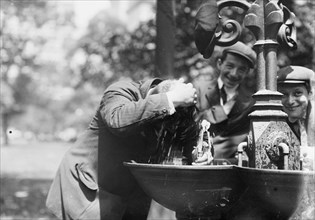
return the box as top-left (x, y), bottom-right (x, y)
top-left (222, 42), bottom-right (257, 68)
top-left (194, 1), bottom-right (219, 59)
top-left (277, 66), bottom-right (314, 84)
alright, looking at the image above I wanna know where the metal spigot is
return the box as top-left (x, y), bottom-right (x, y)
top-left (193, 120), bottom-right (213, 165)
top-left (278, 143), bottom-right (289, 170)
top-left (237, 142), bottom-right (248, 167)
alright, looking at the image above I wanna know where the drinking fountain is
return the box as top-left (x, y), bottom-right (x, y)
top-left (124, 0), bottom-right (315, 219)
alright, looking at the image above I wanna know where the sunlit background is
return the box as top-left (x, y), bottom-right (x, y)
top-left (0, 0), bottom-right (314, 219)
top-left (1, 0), bottom-right (156, 145)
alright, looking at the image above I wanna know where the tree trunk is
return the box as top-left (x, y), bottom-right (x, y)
top-left (2, 113), bottom-right (9, 146)
top-left (155, 0), bottom-right (176, 78)
top-left (312, 0), bottom-right (315, 71)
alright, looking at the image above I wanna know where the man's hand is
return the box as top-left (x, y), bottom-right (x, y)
top-left (166, 81), bottom-right (197, 108)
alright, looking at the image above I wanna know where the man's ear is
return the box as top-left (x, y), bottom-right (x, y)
top-left (216, 58), bottom-right (222, 70)
top-left (308, 90), bottom-right (313, 100)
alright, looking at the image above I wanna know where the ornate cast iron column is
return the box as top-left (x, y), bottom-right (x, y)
top-left (196, 0), bottom-right (300, 170)
top-left (244, 0), bottom-right (300, 170)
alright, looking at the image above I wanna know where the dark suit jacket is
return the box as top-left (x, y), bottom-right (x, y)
top-left (194, 78), bottom-right (254, 158)
top-left (46, 78), bottom-right (175, 219)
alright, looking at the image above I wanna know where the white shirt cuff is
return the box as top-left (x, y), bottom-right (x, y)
top-left (166, 93), bottom-right (176, 115)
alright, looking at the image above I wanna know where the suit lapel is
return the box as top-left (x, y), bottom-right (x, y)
top-left (205, 82), bottom-right (220, 109)
top-left (229, 86), bottom-right (252, 116)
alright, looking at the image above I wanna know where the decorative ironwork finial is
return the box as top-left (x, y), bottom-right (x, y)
top-left (277, 4), bottom-right (297, 49)
top-left (194, 0), bottom-right (251, 58)
top-left (194, 0), bottom-right (297, 58)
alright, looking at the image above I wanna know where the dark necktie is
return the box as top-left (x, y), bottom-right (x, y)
top-left (288, 120), bottom-right (301, 140)
top-left (220, 86), bottom-right (227, 104)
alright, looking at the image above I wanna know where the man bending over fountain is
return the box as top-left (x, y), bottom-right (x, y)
top-left (46, 78), bottom-right (200, 220)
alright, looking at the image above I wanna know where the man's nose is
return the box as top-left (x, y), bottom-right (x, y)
top-left (229, 68), bottom-right (237, 76)
top-left (229, 68), bottom-right (241, 79)
top-left (287, 94), bottom-right (296, 104)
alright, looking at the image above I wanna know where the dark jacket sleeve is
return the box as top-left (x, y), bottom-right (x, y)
top-left (194, 80), bottom-right (228, 124)
top-left (99, 81), bottom-right (172, 136)
top-left (199, 105), bottom-right (229, 124)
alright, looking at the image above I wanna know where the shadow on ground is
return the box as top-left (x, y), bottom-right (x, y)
top-left (0, 176), bottom-right (56, 219)
top-left (0, 141), bottom-right (69, 219)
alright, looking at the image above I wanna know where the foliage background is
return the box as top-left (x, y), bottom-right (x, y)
top-left (1, 0), bottom-right (314, 144)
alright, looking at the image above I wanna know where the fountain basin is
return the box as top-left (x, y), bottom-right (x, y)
top-left (124, 162), bottom-right (245, 217)
top-left (124, 162), bottom-right (314, 218)
top-left (230, 167), bottom-right (315, 219)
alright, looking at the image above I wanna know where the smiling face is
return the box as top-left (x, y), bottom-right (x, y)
top-left (278, 83), bottom-right (310, 122)
top-left (217, 53), bottom-right (250, 89)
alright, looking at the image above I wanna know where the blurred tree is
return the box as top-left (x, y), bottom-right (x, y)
top-left (67, 11), bottom-right (127, 89)
top-left (1, 0), bottom-right (48, 145)
top-left (1, 0), bottom-right (76, 144)
top-left (69, 0), bottom-right (201, 87)
top-left (68, 9), bottom-right (158, 89)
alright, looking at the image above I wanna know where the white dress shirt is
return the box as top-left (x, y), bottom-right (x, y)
top-left (218, 78), bottom-right (238, 114)
top-left (217, 77), bottom-right (238, 105)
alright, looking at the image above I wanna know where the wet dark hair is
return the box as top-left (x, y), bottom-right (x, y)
top-left (149, 106), bottom-right (199, 164)
top-left (148, 80), bottom-right (200, 164)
